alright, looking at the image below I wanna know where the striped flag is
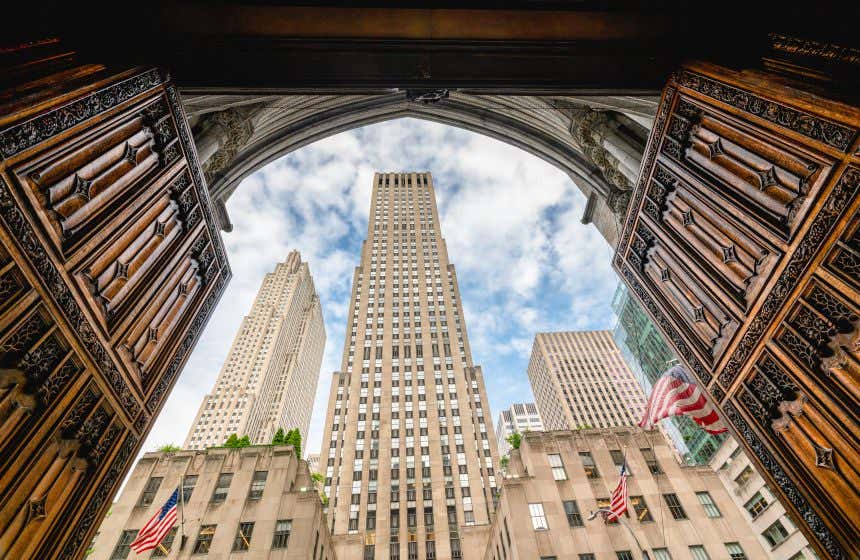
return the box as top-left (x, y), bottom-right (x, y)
top-left (639, 365), bottom-right (727, 435)
top-left (130, 488), bottom-right (178, 554)
top-left (606, 462), bottom-right (628, 522)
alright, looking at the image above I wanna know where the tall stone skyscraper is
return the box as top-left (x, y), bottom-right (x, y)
top-left (496, 402), bottom-right (544, 457)
top-left (185, 251), bottom-right (325, 450)
top-left (527, 330), bottom-right (647, 431)
top-left (321, 172), bottom-right (498, 559)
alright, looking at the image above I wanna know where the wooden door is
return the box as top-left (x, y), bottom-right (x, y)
top-left (614, 61), bottom-right (859, 560)
top-left (0, 60), bottom-right (230, 558)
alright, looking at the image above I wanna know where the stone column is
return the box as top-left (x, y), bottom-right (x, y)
top-left (192, 107), bottom-right (256, 179)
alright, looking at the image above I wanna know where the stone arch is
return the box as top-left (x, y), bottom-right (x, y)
top-left (183, 90), bottom-right (658, 246)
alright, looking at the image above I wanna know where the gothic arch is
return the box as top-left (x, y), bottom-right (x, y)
top-left (184, 90), bottom-right (657, 245)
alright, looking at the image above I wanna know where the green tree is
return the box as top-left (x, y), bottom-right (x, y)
top-left (238, 435), bottom-right (251, 447)
top-left (224, 433), bottom-right (240, 448)
top-left (506, 432), bottom-right (522, 450)
top-left (157, 443), bottom-right (181, 453)
top-left (285, 428), bottom-right (302, 457)
top-left (272, 428), bottom-right (286, 445)
top-left (499, 456), bottom-right (510, 471)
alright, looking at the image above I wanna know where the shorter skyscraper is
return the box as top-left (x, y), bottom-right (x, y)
top-left (710, 438), bottom-right (816, 559)
top-left (89, 446), bottom-right (334, 560)
top-left (185, 251), bottom-right (325, 450)
top-left (484, 428), bottom-right (768, 559)
top-left (611, 283), bottom-right (726, 464)
top-left (306, 452), bottom-right (321, 475)
top-left (527, 330), bottom-right (647, 431)
top-left (496, 403), bottom-right (544, 457)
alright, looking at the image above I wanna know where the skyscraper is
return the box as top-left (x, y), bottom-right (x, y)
top-left (611, 283), bottom-right (725, 464)
top-left (185, 251), bottom-right (325, 450)
top-left (320, 172), bottom-right (498, 559)
top-left (527, 330), bottom-right (647, 431)
top-left (496, 403), bottom-right (544, 457)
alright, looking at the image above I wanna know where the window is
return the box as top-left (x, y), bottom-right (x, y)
top-left (181, 475), bottom-right (198, 503)
top-left (663, 493), bottom-right (687, 520)
top-left (232, 522), bottom-right (254, 551)
top-left (744, 492), bottom-right (768, 519)
top-left (609, 450), bottom-right (627, 474)
top-left (652, 548), bottom-right (672, 560)
top-left (529, 503), bottom-right (548, 530)
top-left (248, 471), bottom-right (267, 500)
top-left (426, 539), bottom-right (436, 559)
top-left (548, 454), bottom-right (567, 481)
top-left (272, 520), bottom-right (292, 549)
top-left (138, 477), bottom-right (162, 507)
top-left (211, 473), bottom-right (232, 503)
top-left (579, 555), bottom-right (596, 560)
top-left (364, 544), bottom-right (376, 559)
top-left (696, 492), bottom-right (721, 518)
top-left (563, 500), bottom-right (583, 527)
top-left (579, 452), bottom-right (600, 479)
top-left (734, 466), bottom-right (754, 488)
top-left (110, 530), bottom-right (137, 559)
top-left (616, 551), bottom-right (634, 560)
top-left (640, 448), bottom-right (662, 474)
top-left (762, 520), bottom-right (790, 547)
top-left (151, 527), bottom-right (177, 557)
top-left (630, 495), bottom-right (652, 522)
top-left (193, 525), bottom-right (217, 554)
top-left (725, 543), bottom-right (747, 560)
top-left (689, 545), bottom-right (711, 560)
top-left (540, 557), bottom-right (558, 560)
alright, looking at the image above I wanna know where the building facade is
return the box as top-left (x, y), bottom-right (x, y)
top-left (527, 331), bottom-right (647, 432)
top-left (307, 453), bottom-right (321, 476)
top-left (496, 403), bottom-right (544, 457)
top-left (483, 428), bottom-right (767, 560)
top-left (319, 172), bottom-right (499, 559)
top-left (89, 446), bottom-right (333, 560)
top-left (185, 251), bottom-right (325, 450)
top-left (611, 284), bottom-right (726, 465)
top-left (710, 438), bottom-right (816, 560)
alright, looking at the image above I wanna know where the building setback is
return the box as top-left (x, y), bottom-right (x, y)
top-left (710, 438), bottom-right (816, 559)
top-left (89, 446), bottom-right (334, 560)
top-left (528, 331), bottom-right (647, 432)
top-left (496, 403), bottom-right (545, 457)
top-left (483, 428), bottom-right (768, 560)
top-left (319, 171), bottom-right (499, 559)
top-left (185, 251), bottom-right (325, 450)
top-left (611, 283), bottom-right (725, 465)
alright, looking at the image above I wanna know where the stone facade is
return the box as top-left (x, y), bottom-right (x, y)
top-left (483, 429), bottom-right (768, 560)
top-left (320, 172), bottom-right (499, 559)
top-left (496, 403), bottom-right (545, 458)
top-left (89, 446), bottom-right (333, 560)
top-left (527, 331), bottom-right (647, 432)
top-left (185, 251), bottom-right (325, 449)
top-left (710, 438), bottom-right (816, 560)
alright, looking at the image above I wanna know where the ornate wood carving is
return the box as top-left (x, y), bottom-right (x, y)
top-left (615, 62), bottom-right (859, 559)
top-left (0, 64), bottom-right (230, 559)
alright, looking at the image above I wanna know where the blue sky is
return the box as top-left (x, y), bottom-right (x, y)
top-left (143, 117), bottom-right (620, 456)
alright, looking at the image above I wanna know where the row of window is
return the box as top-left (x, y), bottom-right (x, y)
top-left (544, 448), bottom-right (663, 482)
top-left (138, 470), bottom-right (276, 509)
top-left (111, 520), bottom-right (294, 559)
top-left (527, 545), bottom-right (749, 560)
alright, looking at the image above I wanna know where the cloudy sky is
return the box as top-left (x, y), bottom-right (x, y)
top-left (142, 117), bottom-right (620, 457)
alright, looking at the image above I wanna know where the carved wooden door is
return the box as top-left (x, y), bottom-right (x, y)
top-left (0, 62), bottom-right (230, 558)
top-left (614, 61), bottom-right (859, 560)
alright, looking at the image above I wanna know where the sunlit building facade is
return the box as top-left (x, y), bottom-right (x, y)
top-left (496, 403), bottom-right (544, 457)
top-left (185, 252), bottom-right (325, 450)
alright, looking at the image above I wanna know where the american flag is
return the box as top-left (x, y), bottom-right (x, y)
top-left (639, 365), bottom-right (728, 435)
top-left (606, 462), bottom-right (628, 522)
top-left (130, 488), bottom-right (178, 554)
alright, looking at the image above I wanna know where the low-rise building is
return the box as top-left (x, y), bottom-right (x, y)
top-left (710, 438), bottom-right (816, 560)
top-left (483, 428), bottom-right (767, 560)
top-left (89, 445), bottom-right (333, 560)
top-left (497, 403), bottom-right (545, 457)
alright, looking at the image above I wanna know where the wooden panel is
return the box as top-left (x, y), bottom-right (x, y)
top-left (615, 62), bottom-right (860, 560)
top-left (0, 63), bottom-right (230, 560)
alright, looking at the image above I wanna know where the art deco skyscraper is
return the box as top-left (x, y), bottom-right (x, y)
top-left (528, 330), bottom-right (647, 431)
top-left (496, 403), bottom-right (544, 457)
top-left (321, 172), bottom-right (498, 559)
top-left (185, 251), bottom-right (325, 450)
